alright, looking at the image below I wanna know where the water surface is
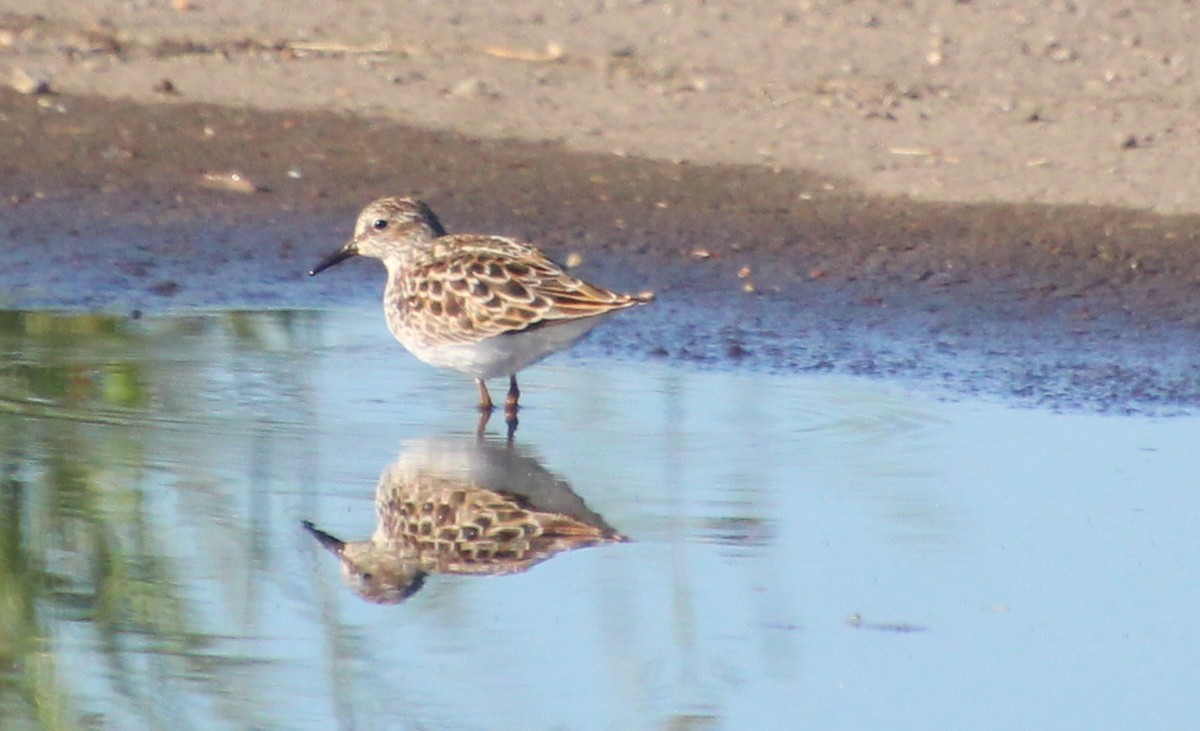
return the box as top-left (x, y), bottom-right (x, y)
top-left (1, 310), bottom-right (1197, 730)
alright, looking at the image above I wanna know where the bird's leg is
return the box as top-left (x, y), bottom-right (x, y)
top-left (503, 375), bottom-right (520, 440)
top-left (505, 412), bottom-right (518, 445)
top-left (504, 374), bottom-right (520, 414)
top-left (476, 378), bottom-right (494, 412)
top-left (475, 409), bottom-right (492, 438)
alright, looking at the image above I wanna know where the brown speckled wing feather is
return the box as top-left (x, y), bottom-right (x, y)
top-left (385, 475), bottom-right (617, 576)
top-left (400, 235), bottom-right (646, 344)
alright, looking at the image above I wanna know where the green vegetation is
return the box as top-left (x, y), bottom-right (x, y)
top-left (0, 311), bottom-right (317, 730)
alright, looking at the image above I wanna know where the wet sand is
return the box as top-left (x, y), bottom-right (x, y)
top-left (2, 2), bottom-right (1200, 409)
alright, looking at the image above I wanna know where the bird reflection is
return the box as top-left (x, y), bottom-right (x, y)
top-left (303, 436), bottom-right (627, 604)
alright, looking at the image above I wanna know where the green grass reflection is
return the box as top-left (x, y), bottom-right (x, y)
top-left (0, 310), bottom-right (319, 730)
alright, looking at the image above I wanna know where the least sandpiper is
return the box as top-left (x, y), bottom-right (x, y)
top-left (309, 196), bottom-right (652, 414)
top-left (302, 436), bottom-right (627, 604)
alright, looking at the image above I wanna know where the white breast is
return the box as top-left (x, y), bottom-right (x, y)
top-left (397, 316), bottom-right (611, 379)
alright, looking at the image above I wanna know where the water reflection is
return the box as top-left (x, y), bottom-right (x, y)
top-left (2, 309), bottom-right (1198, 730)
top-left (0, 310), bottom-right (323, 730)
top-left (303, 436), bottom-right (627, 604)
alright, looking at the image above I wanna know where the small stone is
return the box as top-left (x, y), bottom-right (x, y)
top-left (153, 78), bottom-right (179, 95)
top-left (199, 171), bottom-right (262, 194)
top-left (150, 281), bottom-right (180, 296)
top-left (100, 145), bottom-right (135, 160)
top-left (10, 68), bottom-right (51, 95)
top-left (727, 343), bottom-right (750, 358)
top-left (1046, 44), bottom-right (1078, 63)
top-left (451, 77), bottom-right (496, 99)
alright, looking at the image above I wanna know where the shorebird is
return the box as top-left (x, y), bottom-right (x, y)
top-left (302, 437), bottom-right (627, 604)
top-left (309, 196), bottom-right (652, 416)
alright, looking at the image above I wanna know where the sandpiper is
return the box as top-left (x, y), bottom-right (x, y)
top-left (309, 196), bottom-right (653, 415)
top-left (302, 437), bottom-right (627, 604)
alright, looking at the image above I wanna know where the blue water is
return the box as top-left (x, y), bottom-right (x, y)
top-left (1, 310), bottom-right (1197, 730)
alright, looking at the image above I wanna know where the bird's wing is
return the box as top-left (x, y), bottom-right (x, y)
top-left (405, 235), bottom-right (649, 343)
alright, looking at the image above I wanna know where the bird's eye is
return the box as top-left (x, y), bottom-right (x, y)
top-left (372, 219), bottom-right (388, 231)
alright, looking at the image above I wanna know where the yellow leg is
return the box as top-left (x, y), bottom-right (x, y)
top-left (476, 379), bottom-right (493, 411)
top-left (504, 374), bottom-right (520, 413)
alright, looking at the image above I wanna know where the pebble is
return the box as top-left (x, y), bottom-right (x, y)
top-left (199, 171), bottom-right (262, 194)
top-left (10, 67), bottom-right (51, 95)
top-left (451, 77), bottom-right (496, 99)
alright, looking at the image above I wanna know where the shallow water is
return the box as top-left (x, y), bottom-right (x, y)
top-left (1, 310), bottom-right (1198, 730)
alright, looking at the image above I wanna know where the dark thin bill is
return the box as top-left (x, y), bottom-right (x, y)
top-left (301, 520), bottom-right (346, 554)
top-left (308, 246), bottom-right (356, 276)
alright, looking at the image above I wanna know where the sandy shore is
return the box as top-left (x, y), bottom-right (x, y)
top-left (5, 1), bottom-right (1200, 213)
